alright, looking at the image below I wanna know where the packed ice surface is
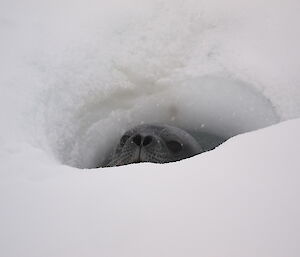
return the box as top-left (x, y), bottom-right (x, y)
top-left (0, 0), bottom-right (300, 256)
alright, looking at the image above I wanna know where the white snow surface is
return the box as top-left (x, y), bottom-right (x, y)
top-left (1, 0), bottom-right (300, 168)
top-left (0, 0), bottom-right (300, 256)
top-left (1, 119), bottom-right (300, 257)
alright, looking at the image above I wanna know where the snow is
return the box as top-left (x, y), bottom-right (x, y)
top-left (1, 119), bottom-right (300, 257)
top-left (0, 0), bottom-right (300, 256)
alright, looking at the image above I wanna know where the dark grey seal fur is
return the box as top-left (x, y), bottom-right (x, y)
top-left (106, 124), bottom-right (202, 167)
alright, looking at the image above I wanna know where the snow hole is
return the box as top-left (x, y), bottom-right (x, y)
top-left (41, 75), bottom-right (279, 169)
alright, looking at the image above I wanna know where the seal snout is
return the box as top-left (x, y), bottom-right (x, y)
top-left (132, 134), bottom-right (154, 147)
top-left (106, 124), bottom-right (203, 167)
top-left (131, 133), bottom-right (156, 163)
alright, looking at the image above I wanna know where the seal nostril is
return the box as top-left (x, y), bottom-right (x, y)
top-left (132, 134), bottom-right (142, 146)
top-left (166, 140), bottom-right (183, 153)
top-left (143, 136), bottom-right (153, 146)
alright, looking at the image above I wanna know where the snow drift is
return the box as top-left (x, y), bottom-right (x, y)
top-left (0, 0), bottom-right (300, 256)
top-left (1, 0), bottom-right (299, 169)
top-left (1, 119), bottom-right (300, 257)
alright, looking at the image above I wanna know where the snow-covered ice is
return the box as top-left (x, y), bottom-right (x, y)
top-left (1, 119), bottom-right (300, 257)
top-left (0, 0), bottom-right (300, 256)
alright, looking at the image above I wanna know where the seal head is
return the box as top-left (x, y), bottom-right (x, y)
top-left (106, 124), bottom-right (202, 167)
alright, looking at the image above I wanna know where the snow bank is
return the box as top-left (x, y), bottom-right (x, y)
top-left (1, 119), bottom-right (300, 257)
top-left (1, 0), bottom-right (299, 168)
top-left (1, 0), bottom-right (300, 256)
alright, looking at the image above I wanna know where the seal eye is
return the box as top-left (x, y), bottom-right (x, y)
top-left (166, 140), bottom-right (183, 153)
top-left (120, 135), bottom-right (130, 147)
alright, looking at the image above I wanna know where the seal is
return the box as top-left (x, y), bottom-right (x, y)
top-left (106, 124), bottom-right (203, 167)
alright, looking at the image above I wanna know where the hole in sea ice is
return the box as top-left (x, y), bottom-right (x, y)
top-left (43, 76), bottom-right (279, 169)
